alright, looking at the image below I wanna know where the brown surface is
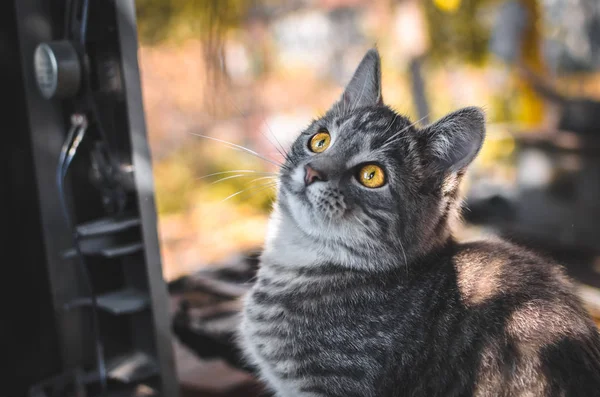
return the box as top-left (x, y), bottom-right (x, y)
top-left (174, 338), bottom-right (264, 397)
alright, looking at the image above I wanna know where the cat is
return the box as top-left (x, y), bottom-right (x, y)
top-left (240, 48), bottom-right (600, 397)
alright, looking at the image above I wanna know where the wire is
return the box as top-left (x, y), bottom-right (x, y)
top-left (69, 0), bottom-right (126, 215)
top-left (57, 0), bottom-right (120, 392)
top-left (57, 114), bottom-right (108, 393)
top-left (79, 0), bottom-right (90, 46)
top-left (62, 118), bottom-right (87, 179)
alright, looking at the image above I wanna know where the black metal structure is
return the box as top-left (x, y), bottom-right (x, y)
top-left (1, 1), bottom-right (178, 396)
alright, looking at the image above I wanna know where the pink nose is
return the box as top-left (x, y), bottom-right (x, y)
top-left (304, 165), bottom-right (326, 186)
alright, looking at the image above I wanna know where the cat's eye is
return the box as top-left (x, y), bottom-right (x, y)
top-left (357, 164), bottom-right (386, 188)
top-left (309, 130), bottom-right (331, 153)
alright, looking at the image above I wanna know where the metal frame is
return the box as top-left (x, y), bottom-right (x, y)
top-left (114, 2), bottom-right (179, 396)
top-left (4, 0), bottom-right (179, 395)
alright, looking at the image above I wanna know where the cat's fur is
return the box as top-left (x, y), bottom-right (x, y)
top-left (240, 49), bottom-right (600, 396)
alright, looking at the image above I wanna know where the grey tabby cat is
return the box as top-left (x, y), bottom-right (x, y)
top-left (240, 49), bottom-right (600, 397)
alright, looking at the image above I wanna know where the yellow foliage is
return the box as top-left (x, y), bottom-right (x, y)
top-left (433, 0), bottom-right (462, 13)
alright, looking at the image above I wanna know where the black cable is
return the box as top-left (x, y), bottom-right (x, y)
top-left (57, 114), bottom-right (108, 393)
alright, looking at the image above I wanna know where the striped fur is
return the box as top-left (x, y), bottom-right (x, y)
top-left (240, 49), bottom-right (600, 396)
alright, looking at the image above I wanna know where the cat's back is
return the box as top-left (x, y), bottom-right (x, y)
top-left (452, 239), bottom-right (600, 396)
top-left (453, 239), bottom-right (576, 306)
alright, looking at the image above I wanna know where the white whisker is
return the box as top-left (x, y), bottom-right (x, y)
top-left (246, 176), bottom-right (278, 185)
top-left (259, 118), bottom-right (294, 166)
top-left (190, 133), bottom-right (286, 169)
top-left (210, 174), bottom-right (245, 184)
top-left (223, 94), bottom-right (293, 167)
top-left (243, 183), bottom-right (279, 201)
top-left (399, 238), bottom-right (408, 275)
top-left (353, 215), bottom-right (370, 234)
top-left (220, 181), bottom-right (278, 203)
top-left (381, 113), bottom-right (431, 149)
top-left (196, 170), bottom-right (277, 180)
top-left (382, 113), bottom-right (398, 136)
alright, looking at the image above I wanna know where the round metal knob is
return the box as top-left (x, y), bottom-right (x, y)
top-left (33, 41), bottom-right (81, 99)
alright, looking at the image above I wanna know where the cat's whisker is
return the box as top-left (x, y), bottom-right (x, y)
top-left (223, 94), bottom-right (294, 168)
top-left (258, 118), bottom-right (295, 167)
top-left (352, 216), bottom-right (379, 252)
top-left (196, 170), bottom-right (277, 181)
top-left (352, 215), bottom-right (371, 235)
top-left (258, 128), bottom-right (290, 166)
top-left (327, 212), bottom-right (334, 236)
top-left (220, 181), bottom-right (278, 203)
top-left (210, 174), bottom-right (245, 184)
top-left (246, 176), bottom-right (279, 185)
top-left (242, 183), bottom-right (279, 201)
top-left (266, 152), bottom-right (290, 161)
top-left (398, 238), bottom-right (408, 275)
top-left (381, 113), bottom-right (432, 149)
top-left (382, 113), bottom-right (399, 136)
top-left (384, 114), bottom-right (429, 142)
top-left (190, 133), bottom-right (287, 169)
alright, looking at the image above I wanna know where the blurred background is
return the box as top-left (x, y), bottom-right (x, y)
top-left (8, 0), bottom-right (600, 396)
top-left (135, 0), bottom-right (600, 279)
top-left (132, 0), bottom-right (600, 394)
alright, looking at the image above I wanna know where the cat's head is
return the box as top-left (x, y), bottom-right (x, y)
top-left (273, 49), bottom-right (485, 269)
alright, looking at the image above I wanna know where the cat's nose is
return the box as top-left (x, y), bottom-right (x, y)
top-left (304, 164), bottom-right (327, 186)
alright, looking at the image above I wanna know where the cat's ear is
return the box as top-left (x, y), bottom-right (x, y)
top-left (422, 107), bottom-right (486, 172)
top-left (339, 48), bottom-right (383, 111)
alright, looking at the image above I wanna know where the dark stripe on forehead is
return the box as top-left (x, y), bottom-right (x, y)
top-left (370, 121), bottom-right (416, 150)
top-left (352, 112), bottom-right (386, 133)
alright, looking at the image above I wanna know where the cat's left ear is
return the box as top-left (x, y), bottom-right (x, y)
top-left (339, 48), bottom-right (383, 111)
top-left (422, 107), bottom-right (486, 173)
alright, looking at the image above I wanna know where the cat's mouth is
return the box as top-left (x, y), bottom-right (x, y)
top-left (289, 182), bottom-right (348, 222)
top-left (281, 166), bottom-right (349, 229)
top-left (307, 187), bottom-right (347, 219)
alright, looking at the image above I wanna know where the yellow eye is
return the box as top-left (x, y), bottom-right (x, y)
top-left (309, 130), bottom-right (331, 153)
top-left (357, 164), bottom-right (386, 188)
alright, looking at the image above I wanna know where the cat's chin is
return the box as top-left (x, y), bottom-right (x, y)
top-left (264, 205), bottom-right (369, 269)
top-left (284, 193), bottom-right (332, 240)
top-left (283, 197), bottom-right (368, 253)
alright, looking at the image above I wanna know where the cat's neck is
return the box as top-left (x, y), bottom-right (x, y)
top-left (261, 206), bottom-right (343, 268)
top-left (261, 204), bottom-right (453, 271)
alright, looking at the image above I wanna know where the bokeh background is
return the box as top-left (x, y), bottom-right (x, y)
top-left (135, 0), bottom-right (600, 280)
top-left (133, 0), bottom-right (600, 393)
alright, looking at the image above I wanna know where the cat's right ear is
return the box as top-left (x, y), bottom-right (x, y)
top-left (336, 48), bottom-right (383, 114)
top-left (421, 107), bottom-right (486, 173)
